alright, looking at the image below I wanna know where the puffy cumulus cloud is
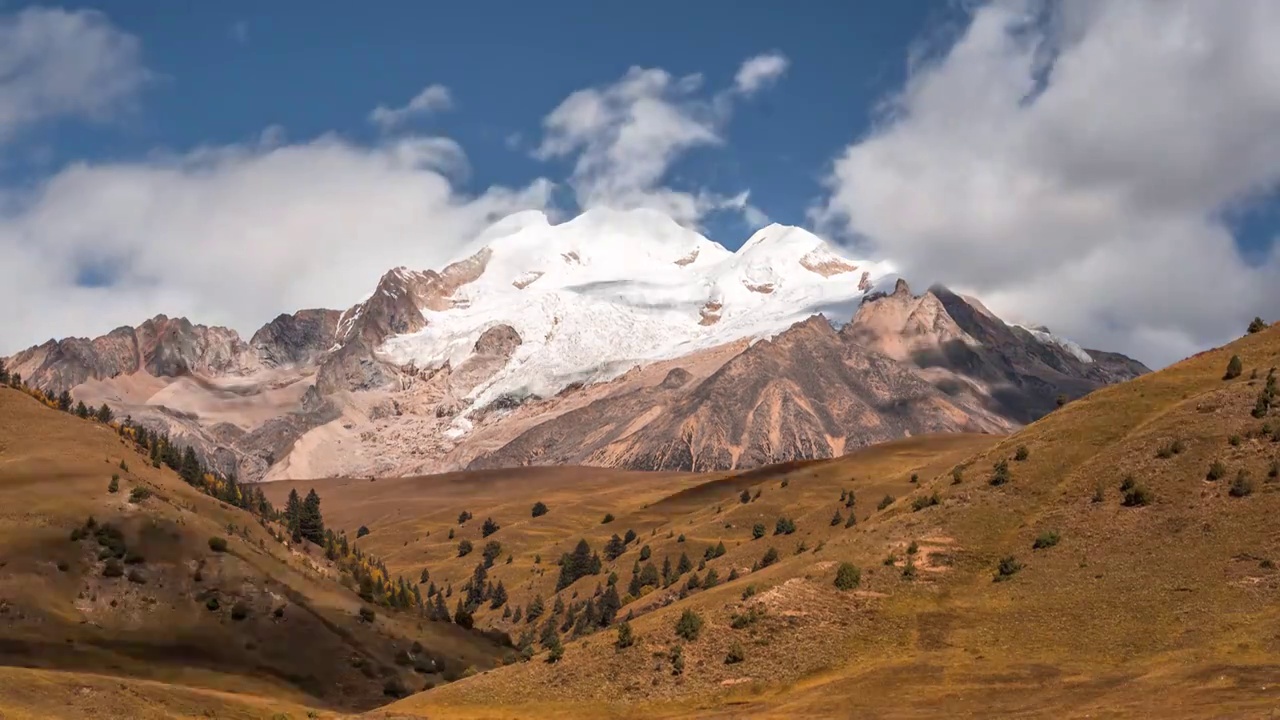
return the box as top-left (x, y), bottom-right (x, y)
top-left (534, 54), bottom-right (787, 228)
top-left (0, 7), bottom-right (148, 143)
top-left (734, 51), bottom-right (789, 96)
top-left (815, 0), bottom-right (1280, 367)
top-left (0, 135), bottom-right (553, 353)
top-left (369, 84), bottom-right (454, 131)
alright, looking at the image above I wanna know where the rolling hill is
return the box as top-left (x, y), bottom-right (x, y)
top-left (0, 386), bottom-right (508, 718)
top-left (1, 320), bottom-right (1274, 718)
top-left (318, 322), bottom-right (1273, 718)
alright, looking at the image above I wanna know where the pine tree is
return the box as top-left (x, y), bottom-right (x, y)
top-left (296, 489), bottom-right (324, 544)
top-left (490, 580), bottom-right (508, 609)
top-left (284, 489), bottom-right (302, 538)
top-left (481, 517), bottom-right (500, 537)
top-left (676, 552), bottom-right (692, 575)
top-left (420, 568), bottom-right (430, 584)
top-left (179, 447), bottom-right (201, 486)
top-left (0, 359), bottom-right (7, 385)
top-left (526, 594), bottom-right (545, 623)
top-left (604, 534), bottom-right (626, 560)
top-left (95, 403), bottom-right (114, 424)
top-left (598, 584), bottom-right (621, 626)
top-left (661, 556), bottom-right (673, 586)
top-left (556, 539), bottom-right (598, 590)
top-left (74, 400), bottom-right (89, 418)
top-left (453, 597), bottom-right (474, 628)
top-left (56, 390), bottom-right (72, 412)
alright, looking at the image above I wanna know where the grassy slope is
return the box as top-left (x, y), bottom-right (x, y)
top-left (0, 388), bottom-right (505, 719)
top-left (376, 325), bottom-right (1280, 718)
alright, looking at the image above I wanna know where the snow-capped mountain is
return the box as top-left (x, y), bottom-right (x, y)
top-left (4, 208), bottom-right (1148, 481)
top-left (377, 207), bottom-right (892, 416)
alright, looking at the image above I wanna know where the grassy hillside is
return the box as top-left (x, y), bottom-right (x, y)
top-left (366, 325), bottom-right (1280, 718)
top-left (0, 387), bottom-right (506, 718)
top-left (5, 320), bottom-right (1278, 718)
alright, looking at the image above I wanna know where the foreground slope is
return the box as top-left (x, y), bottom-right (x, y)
top-left (0, 388), bottom-right (505, 718)
top-left (371, 323), bottom-right (1279, 718)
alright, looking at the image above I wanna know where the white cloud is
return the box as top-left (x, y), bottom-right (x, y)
top-left (0, 135), bottom-right (553, 354)
top-left (369, 84), bottom-right (453, 131)
top-left (0, 7), bottom-right (148, 144)
top-left (534, 55), bottom-right (786, 228)
top-left (734, 52), bottom-right (789, 96)
top-left (816, 0), bottom-right (1280, 367)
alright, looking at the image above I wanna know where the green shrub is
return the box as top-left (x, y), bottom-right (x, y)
top-left (615, 621), bottom-right (634, 650)
top-left (901, 558), bottom-right (917, 580)
top-left (359, 606), bottom-right (376, 623)
top-left (674, 609), bottom-right (704, 640)
top-left (1122, 485), bottom-right (1154, 507)
top-left (730, 606), bottom-right (765, 628)
top-left (773, 517), bottom-right (796, 535)
top-left (601, 513), bottom-right (615, 524)
top-left (1032, 531), bottom-right (1060, 549)
top-left (834, 562), bottom-right (861, 590)
top-left (739, 489), bottom-right (751, 504)
top-left (751, 523), bottom-right (766, 539)
top-left (1207, 461), bottom-right (1227, 481)
top-left (740, 584), bottom-right (757, 600)
top-left (208, 537), bottom-right (228, 553)
top-left (1224, 355), bottom-right (1243, 380)
top-left (844, 513), bottom-right (857, 528)
top-left (531, 501), bottom-right (549, 517)
top-left (356, 525), bottom-right (370, 538)
top-left (108, 476), bottom-right (119, 493)
top-left (759, 547), bottom-right (779, 568)
top-left (911, 492), bottom-right (940, 512)
top-left (102, 559), bottom-right (124, 577)
top-left (725, 641), bottom-right (746, 664)
top-left (906, 541), bottom-right (919, 555)
top-left (994, 555), bottom-right (1022, 582)
top-left (1014, 445), bottom-right (1029, 462)
top-left (1248, 317), bottom-right (1268, 334)
top-left (1229, 434), bottom-right (1242, 447)
top-left (877, 494), bottom-right (895, 511)
top-left (206, 597), bottom-right (220, 611)
top-left (128, 486), bottom-right (151, 504)
top-left (951, 466), bottom-right (964, 484)
top-left (457, 539), bottom-right (473, 557)
top-left (989, 459), bottom-right (1011, 486)
top-left (1229, 471), bottom-right (1254, 498)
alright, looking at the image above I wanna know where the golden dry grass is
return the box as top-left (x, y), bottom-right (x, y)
top-left (378, 326), bottom-right (1280, 718)
top-left (6, 322), bottom-right (1280, 718)
top-left (0, 387), bottom-right (505, 719)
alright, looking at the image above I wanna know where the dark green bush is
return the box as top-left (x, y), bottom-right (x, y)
top-left (834, 562), bottom-right (861, 590)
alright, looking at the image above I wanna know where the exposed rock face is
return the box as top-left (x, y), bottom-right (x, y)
top-left (467, 316), bottom-right (1013, 472)
top-left (250, 309), bottom-right (341, 367)
top-left (7, 315), bottom-right (253, 396)
top-left (846, 282), bottom-right (1150, 423)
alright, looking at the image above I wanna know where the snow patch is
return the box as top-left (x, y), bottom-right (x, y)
top-left (377, 209), bottom-right (897, 420)
top-left (1019, 325), bottom-right (1094, 363)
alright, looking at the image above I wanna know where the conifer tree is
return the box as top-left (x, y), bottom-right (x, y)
top-left (56, 390), bottom-right (72, 412)
top-left (490, 580), bottom-right (508, 609)
top-left (95, 403), bottom-right (113, 424)
top-left (481, 517), bottom-right (500, 537)
top-left (74, 400), bottom-right (89, 418)
top-left (526, 594), bottom-right (545, 622)
top-left (284, 489), bottom-right (302, 538)
top-left (604, 533), bottom-right (626, 560)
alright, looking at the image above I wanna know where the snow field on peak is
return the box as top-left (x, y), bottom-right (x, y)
top-left (378, 209), bottom-right (894, 416)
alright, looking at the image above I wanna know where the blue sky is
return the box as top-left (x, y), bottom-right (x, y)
top-left (9, 0), bottom-right (959, 247)
top-left (1, 1), bottom-right (1278, 367)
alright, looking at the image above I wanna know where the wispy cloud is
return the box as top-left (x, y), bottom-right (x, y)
top-left (0, 7), bottom-right (149, 146)
top-left (734, 51), bottom-right (789, 96)
top-left (533, 52), bottom-right (788, 228)
top-left (369, 84), bottom-right (453, 131)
